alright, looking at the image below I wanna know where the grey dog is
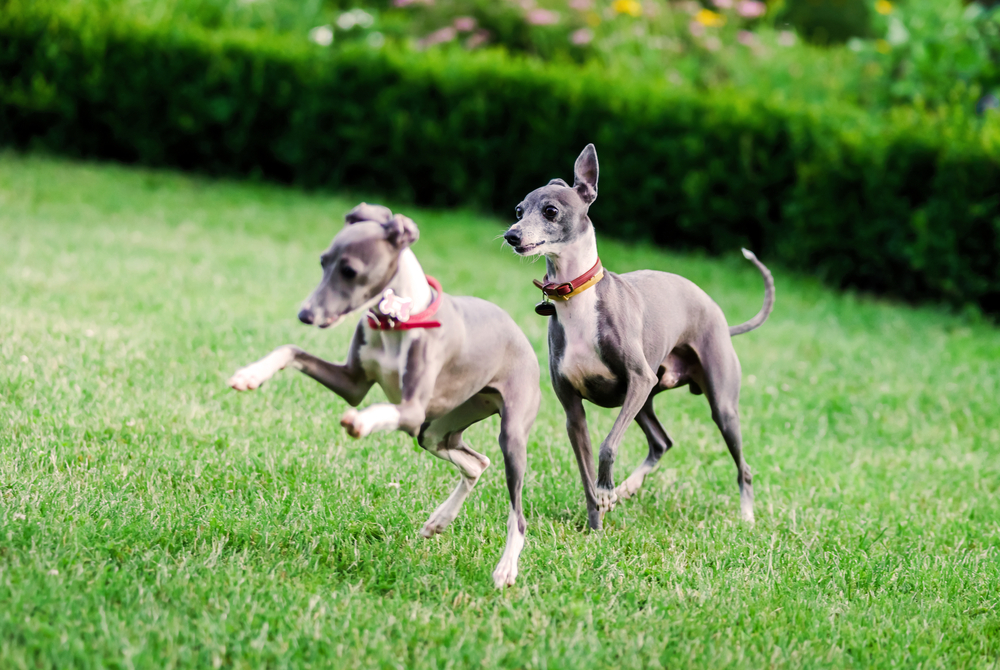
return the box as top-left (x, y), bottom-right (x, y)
top-left (228, 204), bottom-right (540, 587)
top-left (503, 145), bottom-right (774, 530)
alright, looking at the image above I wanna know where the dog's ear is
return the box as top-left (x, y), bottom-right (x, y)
top-left (345, 202), bottom-right (393, 225)
top-left (382, 214), bottom-right (419, 249)
top-left (572, 144), bottom-right (599, 205)
top-left (548, 178), bottom-right (569, 187)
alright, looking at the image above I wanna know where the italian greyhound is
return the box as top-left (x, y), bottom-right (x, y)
top-left (228, 204), bottom-right (540, 587)
top-left (503, 145), bottom-right (774, 531)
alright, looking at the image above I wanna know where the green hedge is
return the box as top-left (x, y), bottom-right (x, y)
top-left (3, 0), bottom-right (1000, 313)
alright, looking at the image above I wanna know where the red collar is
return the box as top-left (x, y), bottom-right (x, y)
top-left (533, 258), bottom-right (604, 298)
top-left (366, 275), bottom-right (443, 330)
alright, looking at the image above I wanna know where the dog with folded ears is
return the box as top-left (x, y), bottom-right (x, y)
top-left (228, 203), bottom-right (540, 587)
top-left (503, 144), bottom-right (775, 530)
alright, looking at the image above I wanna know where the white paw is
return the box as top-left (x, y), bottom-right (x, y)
top-left (492, 556), bottom-right (519, 588)
top-left (741, 507), bottom-right (756, 525)
top-left (419, 515), bottom-right (451, 538)
top-left (340, 408), bottom-right (368, 438)
top-left (228, 362), bottom-right (274, 391)
top-left (614, 477), bottom-right (642, 502)
top-left (340, 404), bottom-right (400, 438)
top-left (596, 487), bottom-right (618, 514)
top-left (419, 502), bottom-right (460, 538)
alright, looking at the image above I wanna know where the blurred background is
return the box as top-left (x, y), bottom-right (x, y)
top-left (21, 0), bottom-right (1000, 113)
top-left (20, 0), bottom-right (998, 113)
top-left (2, 0), bottom-right (999, 315)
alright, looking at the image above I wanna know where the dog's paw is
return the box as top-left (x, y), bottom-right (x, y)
top-left (596, 486), bottom-right (618, 515)
top-left (614, 481), bottom-right (637, 502)
top-left (740, 506), bottom-right (756, 525)
top-left (340, 408), bottom-right (366, 438)
top-left (419, 507), bottom-right (455, 538)
top-left (340, 405), bottom-right (400, 439)
top-left (492, 555), bottom-right (519, 589)
top-left (419, 497), bottom-right (465, 538)
top-left (227, 363), bottom-right (273, 391)
top-left (419, 517), bottom-right (448, 538)
top-left (614, 471), bottom-right (648, 502)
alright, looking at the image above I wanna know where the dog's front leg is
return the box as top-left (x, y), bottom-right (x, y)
top-left (229, 324), bottom-right (373, 404)
top-left (340, 336), bottom-right (439, 438)
top-left (229, 344), bottom-right (372, 404)
top-left (595, 367), bottom-right (658, 519)
top-left (556, 387), bottom-right (602, 530)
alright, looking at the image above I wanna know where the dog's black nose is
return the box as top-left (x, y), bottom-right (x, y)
top-left (298, 308), bottom-right (314, 325)
top-left (504, 229), bottom-right (522, 247)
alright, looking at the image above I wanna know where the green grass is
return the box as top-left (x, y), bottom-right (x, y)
top-left (1, 153), bottom-right (998, 669)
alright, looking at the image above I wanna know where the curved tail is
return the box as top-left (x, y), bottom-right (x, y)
top-left (729, 248), bottom-right (775, 337)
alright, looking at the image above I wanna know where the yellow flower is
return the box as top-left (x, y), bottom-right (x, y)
top-left (612, 0), bottom-right (642, 17)
top-left (875, 38), bottom-right (891, 53)
top-left (695, 9), bottom-right (725, 27)
top-left (875, 0), bottom-right (892, 15)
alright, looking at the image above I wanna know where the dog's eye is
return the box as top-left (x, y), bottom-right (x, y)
top-left (515, 206), bottom-right (523, 220)
top-left (543, 205), bottom-right (558, 219)
top-left (340, 265), bottom-right (357, 280)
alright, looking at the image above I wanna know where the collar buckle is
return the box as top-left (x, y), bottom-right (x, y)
top-left (549, 282), bottom-right (575, 296)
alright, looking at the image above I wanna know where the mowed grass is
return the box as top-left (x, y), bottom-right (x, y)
top-left (1, 153), bottom-right (998, 669)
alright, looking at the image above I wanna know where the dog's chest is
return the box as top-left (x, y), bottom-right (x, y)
top-left (359, 328), bottom-right (415, 404)
top-left (554, 291), bottom-right (615, 398)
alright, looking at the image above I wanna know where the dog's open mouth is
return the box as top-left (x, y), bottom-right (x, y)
top-left (514, 242), bottom-right (543, 254)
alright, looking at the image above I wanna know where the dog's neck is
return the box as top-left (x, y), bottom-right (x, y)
top-left (545, 225), bottom-right (599, 283)
top-left (380, 248), bottom-right (433, 314)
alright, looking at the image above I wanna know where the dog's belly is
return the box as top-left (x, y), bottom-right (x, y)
top-left (560, 343), bottom-right (616, 398)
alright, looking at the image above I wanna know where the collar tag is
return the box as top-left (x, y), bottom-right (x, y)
top-left (535, 299), bottom-right (556, 316)
top-left (366, 276), bottom-right (444, 331)
top-left (378, 289), bottom-right (412, 323)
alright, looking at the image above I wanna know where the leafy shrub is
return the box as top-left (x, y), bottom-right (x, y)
top-left (850, 1), bottom-right (1000, 109)
top-left (31, 0), bottom-right (1000, 114)
top-left (2, 0), bottom-right (999, 313)
top-left (777, 0), bottom-right (874, 45)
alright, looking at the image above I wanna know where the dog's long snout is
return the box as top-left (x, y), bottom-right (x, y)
top-left (298, 307), bottom-right (315, 325)
top-left (503, 228), bottom-right (522, 248)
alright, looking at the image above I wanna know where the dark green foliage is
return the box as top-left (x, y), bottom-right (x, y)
top-left (778, 0), bottom-right (874, 45)
top-left (2, 0), bottom-right (999, 313)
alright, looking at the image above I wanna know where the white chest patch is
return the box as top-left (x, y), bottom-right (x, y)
top-left (555, 290), bottom-right (615, 397)
top-left (359, 328), bottom-right (418, 404)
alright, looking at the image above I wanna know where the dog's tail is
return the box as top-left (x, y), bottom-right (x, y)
top-left (729, 248), bottom-right (775, 337)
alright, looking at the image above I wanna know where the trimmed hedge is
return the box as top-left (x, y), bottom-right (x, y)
top-left (3, 0), bottom-right (1000, 313)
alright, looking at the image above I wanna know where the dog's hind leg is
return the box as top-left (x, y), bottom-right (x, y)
top-left (417, 395), bottom-right (499, 539)
top-left (492, 384), bottom-right (539, 589)
top-left (699, 336), bottom-right (755, 523)
top-left (616, 395), bottom-right (674, 502)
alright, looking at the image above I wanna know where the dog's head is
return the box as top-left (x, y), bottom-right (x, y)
top-left (298, 203), bottom-right (419, 328)
top-left (504, 143), bottom-right (598, 257)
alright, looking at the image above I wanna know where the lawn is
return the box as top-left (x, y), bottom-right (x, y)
top-left (1, 154), bottom-right (998, 669)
